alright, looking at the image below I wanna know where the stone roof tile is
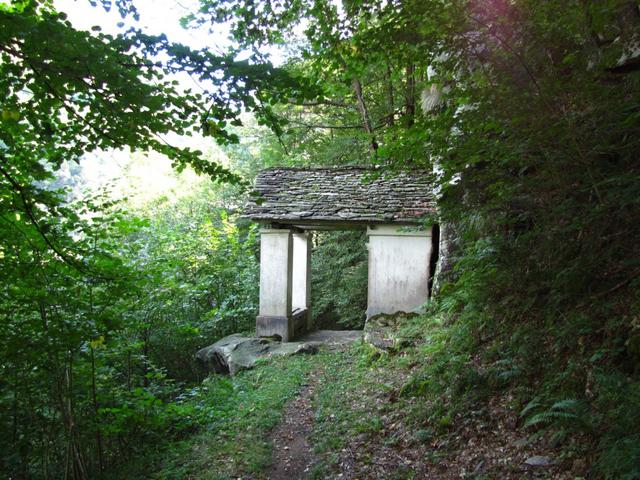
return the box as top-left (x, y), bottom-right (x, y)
top-left (244, 167), bottom-right (436, 226)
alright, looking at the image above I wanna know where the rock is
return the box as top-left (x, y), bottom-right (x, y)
top-left (364, 311), bottom-right (417, 351)
top-left (513, 437), bottom-right (529, 448)
top-left (270, 341), bottom-right (320, 356)
top-left (432, 221), bottom-right (461, 296)
top-left (196, 334), bottom-right (267, 375)
top-left (524, 455), bottom-right (554, 467)
top-left (363, 329), bottom-right (396, 351)
top-left (196, 334), bottom-right (319, 375)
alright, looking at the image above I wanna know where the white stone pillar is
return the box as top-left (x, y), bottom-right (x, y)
top-left (366, 225), bottom-right (432, 319)
top-left (257, 229), bottom-right (293, 341)
top-left (292, 232), bottom-right (311, 311)
top-left (292, 232), bottom-right (312, 332)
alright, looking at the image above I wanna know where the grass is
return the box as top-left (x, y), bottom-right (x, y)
top-left (306, 312), bottom-right (514, 479)
top-left (309, 341), bottom-right (421, 478)
top-left (111, 354), bottom-right (321, 480)
top-left (112, 342), bottom-right (409, 480)
top-left (106, 305), bottom-right (514, 479)
top-left (109, 305), bottom-right (639, 479)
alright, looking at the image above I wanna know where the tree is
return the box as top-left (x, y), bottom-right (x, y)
top-left (187, 0), bottom-right (445, 164)
top-left (0, 0), bottom-right (314, 241)
top-left (189, 1), bottom-right (640, 476)
top-left (0, 2), bottom-right (296, 477)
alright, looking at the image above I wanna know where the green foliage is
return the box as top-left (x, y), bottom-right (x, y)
top-left (0, 2), bottom-right (316, 473)
top-left (2, 0), bottom-right (640, 478)
top-left (591, 371), bottom-right (640, 479)
top-left (0, 0), bottom-right (318, 187)
top-left (120, 178), bottom-right (259, 381)
top-left (311, 231), bottom-right (367, 329)
top-left (0, 182), bottom-right (143, 477)
top-left (0, 148), bottom-right (260, 478)
top-left (110, 353), bottom-right (317, 480)
top-left (521, 399), bottom-right (587, 429)
top-left (397, 311), bottom-right (474, 409)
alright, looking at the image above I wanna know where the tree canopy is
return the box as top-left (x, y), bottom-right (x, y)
top-left (1, 0), bottom-right (640, 478)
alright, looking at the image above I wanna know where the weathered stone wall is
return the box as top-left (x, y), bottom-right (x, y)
top-left (366, 225), bottom-right (433, 318)
top-left (257, 230), bottom-right (293, 340)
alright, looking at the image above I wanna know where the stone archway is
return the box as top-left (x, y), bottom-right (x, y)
top-left (244, 167), bottom-right (437, 342)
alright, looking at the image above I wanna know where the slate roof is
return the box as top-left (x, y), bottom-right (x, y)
top-left (244, 167), bottom-right (436, 226)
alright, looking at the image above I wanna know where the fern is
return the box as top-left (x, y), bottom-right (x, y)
top-left (550, 398), bottom-right (580, 411)
top-left (525, 410), bottom-right (578, 428)
top-left (520, 400), bottom-right (542, 418)
top-left (523, 398), bottom-right (584, 428)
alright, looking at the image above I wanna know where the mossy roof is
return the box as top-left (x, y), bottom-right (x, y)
top-left (244, 167), bottom-right (436, 227)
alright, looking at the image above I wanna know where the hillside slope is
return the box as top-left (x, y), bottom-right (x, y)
top-left (112, 304), bottom-right (639, 479)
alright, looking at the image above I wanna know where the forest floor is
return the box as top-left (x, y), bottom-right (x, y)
top-left (270, 351), bottom-right (576, 480)
top-left (116, 330), bottom-right (584, 480)
top-left (266, 371), bottom-right (319, 480)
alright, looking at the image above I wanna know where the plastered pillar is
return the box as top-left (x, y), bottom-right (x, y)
top-left (366, 225), bottom-right (432, 319)
top-left (257, 229), bottom-right (293, 341)
top-left (292, 232), bottom-right (312, 331)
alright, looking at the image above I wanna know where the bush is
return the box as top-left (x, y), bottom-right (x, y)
top-left (311, 231), bottom-right (368, 330)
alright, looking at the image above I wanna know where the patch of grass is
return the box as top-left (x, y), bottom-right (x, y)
top-left (354, 415), bottom-right (384, 434)
top-left (307, 312), bottom-right (510, 477)
top-left (310, 343), bottom-right (415, 474)
top-left (110, 354), bottom-right (319, 480)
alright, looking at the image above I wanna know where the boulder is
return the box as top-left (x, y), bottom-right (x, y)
top-left (524, 455), bottom-right (554, 468)
top-left (196, 334), bottom-right (319, 375)
top-left (364, 311), bottom-right (418, 351)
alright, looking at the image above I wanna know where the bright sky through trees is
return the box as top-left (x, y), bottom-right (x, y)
top-left (49, 0), bottom-right (231, 200)
top-left (54, 0), bottom-right (226, 50)
top-left (48, 0), bottom-right (286, 199)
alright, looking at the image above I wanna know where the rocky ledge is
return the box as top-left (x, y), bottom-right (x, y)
top-left (197, 330), bottom-right (363, 376)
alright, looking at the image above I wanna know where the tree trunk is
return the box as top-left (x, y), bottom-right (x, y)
top-left (384, 63), bottom-right (395, 126)
top-left (404, 63), bottom-right (416, 127)
top-left (352, 78), bottom-right (378, 153)
top-left (90, 348), bottom-right (104, 475)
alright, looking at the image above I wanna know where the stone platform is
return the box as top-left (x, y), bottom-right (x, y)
top-left (196, 330), bottom-right (362, 375)
top-left (298, 329), bottom-right (362, 346)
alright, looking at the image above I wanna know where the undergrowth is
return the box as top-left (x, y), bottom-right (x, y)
top-left (310, 290), bottom-right (640, 479)
top-left (110, 286), bottom-right (640, 479)
top-left (110, 354), bottom-right (320, 480)
top-left (401, 287), bottom-right (640, 479)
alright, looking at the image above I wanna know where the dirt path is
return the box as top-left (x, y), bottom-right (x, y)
top-left (266, 334), bottom-right (360, 480)
top-left (266, 371), bottom-right (320, 480)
